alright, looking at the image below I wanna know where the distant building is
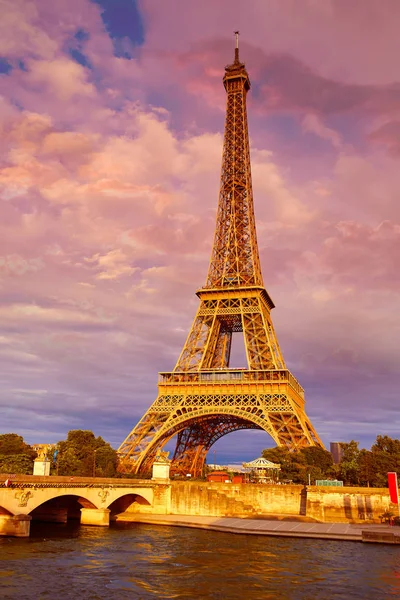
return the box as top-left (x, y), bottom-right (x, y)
top-left (232, 475), bottom-right (244, 484)
top-left (227, 464), bottom-right (245, 473)
top-left (207, 464), bottom-right (228, 471)
top-left (330, 442), bottom-right (344, 464)
top-left (207, 471), bottom-right (230, 483)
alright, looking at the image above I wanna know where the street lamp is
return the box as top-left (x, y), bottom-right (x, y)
top-left (93, 448), bottom-right (100, 478)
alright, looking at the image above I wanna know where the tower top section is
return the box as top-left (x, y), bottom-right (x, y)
top-left (223, 30), bottom-right (250, 92)
top-left (205, 32), bottom-right (263, 290)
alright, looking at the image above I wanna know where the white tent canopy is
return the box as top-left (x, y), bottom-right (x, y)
top-left (242, 457), bottom-right (281, 470)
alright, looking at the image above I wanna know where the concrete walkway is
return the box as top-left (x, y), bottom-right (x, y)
top-left (116, 514), bottom-right (393, 542)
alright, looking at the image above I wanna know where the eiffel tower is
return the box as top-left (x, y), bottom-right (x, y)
top-left (118, 33), bottom-right (323, 476)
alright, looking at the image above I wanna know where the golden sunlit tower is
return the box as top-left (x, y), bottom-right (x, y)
top-left (118, 33), bottom-right (323, 476)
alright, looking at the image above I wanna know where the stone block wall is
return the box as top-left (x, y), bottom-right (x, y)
top-left (306, 486), bottom-right (391, 523)
top-left (170, 481), bottom-right (304, 517)
top-left (167, 482), bottom-right (392, 523)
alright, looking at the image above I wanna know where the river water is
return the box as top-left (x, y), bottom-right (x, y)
top-left (1, 521), bottom-right (399, 599)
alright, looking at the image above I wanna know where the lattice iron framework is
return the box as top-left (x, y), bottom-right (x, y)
top-left (118, 33), bottom-right (323, 476)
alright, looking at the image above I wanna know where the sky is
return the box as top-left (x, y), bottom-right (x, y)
top-left (0, 0), bottom-right (399, 464)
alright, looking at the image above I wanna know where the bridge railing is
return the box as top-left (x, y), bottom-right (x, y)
top-left (0, 474), bottom-right (153, 488)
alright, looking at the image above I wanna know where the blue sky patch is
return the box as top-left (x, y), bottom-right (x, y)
top-left (92, 0), bottom-right (145, 57)
top-left (75, 28), bottom-right (90, 42)
top-left (69, 48), bottom-right (91, 68)
top-left (0, 57), bottom-right (12, 74)
top-left (67, 28), bottom-right (92, 69)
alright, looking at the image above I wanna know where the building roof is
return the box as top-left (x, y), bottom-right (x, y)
top-left (242, 457), bottom-right (281, 470)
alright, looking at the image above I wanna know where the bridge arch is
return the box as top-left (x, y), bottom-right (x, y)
top-left (0, 505), bottom-right (12, 516)
top-left (29, 494), bottom-right (98, 523)
top-left (26, 490), bottom-right (100, 515)
top-left (107, 492), bottom-right (151, 520)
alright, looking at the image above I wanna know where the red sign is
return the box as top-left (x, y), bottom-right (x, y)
top-left (388, 472), bottom-right (399, 504)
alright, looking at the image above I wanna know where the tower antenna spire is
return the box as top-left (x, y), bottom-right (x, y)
top-left (234, 30), bottom-right (239, 62)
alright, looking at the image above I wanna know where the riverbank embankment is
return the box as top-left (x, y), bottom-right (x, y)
top-left (116, 513), bottom-right (400, 544)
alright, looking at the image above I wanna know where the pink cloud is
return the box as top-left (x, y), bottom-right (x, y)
top-left (302, 114), bottom-right (342, 148)
top-left (0, 254), bottom-right (44, 276)
top-left (369, 121), bottom-right (400, 155)
top-left (0, 0), bottom-right (398, 454)
top-left (26, 58), bottom-right (95, 101)
top-left (140, 0), bottom-right (400, 85)
top-left (320, 220), bottom-right (400, 289)
top-left (174, 45), bottom-right (400, 122)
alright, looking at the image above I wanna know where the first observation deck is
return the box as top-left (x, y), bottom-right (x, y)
top-left (158, 369), bottom-right (304, 399)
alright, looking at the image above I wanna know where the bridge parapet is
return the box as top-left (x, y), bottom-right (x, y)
top-left (0, 474), bottom-right (154, 488)
top-left (0, 474), bottom-right (171, 537)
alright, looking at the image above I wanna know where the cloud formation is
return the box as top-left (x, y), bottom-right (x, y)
top-left (0, 0), bottom-right (399, 462)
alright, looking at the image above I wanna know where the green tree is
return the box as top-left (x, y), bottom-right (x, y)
top-left (262, 445), bottom-right (336, 484)
top-left (56, 430), bottom-right (119, 477)
top-left (94, 445), bottom-right (119, 477)
top-left (370, 435), bottom-right (400, 487)
top-left (0, 454), bottom-right (36, 474)
top-left (265, 436), bottom-right (400, 488)
top-left (262, 447), bottom-right (307, 483)
top-left (358, 449), bottom-right (375, 487)
top-left (300, 446), bottom-right (336, 483)
top-left (0, 433), bottom-right (36, 458)
top-left (301, 447), bottom-right (335, 473)
top-left (372, 435), bottom-right (400, 456)
top-left (339, 441), bottom-right (360, 485)
top-left (0, 433), bottom-right (37, 474)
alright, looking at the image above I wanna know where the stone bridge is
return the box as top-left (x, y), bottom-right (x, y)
top-left (1, 475), bottom-right (393, 537)
top-left (0, 474), bottom-right (171, 537)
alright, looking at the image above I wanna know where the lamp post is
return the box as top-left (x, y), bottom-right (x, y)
top-left (53, 449), bottom-right (59, 476)
top-left (93, 448), bottom-right (99, 478)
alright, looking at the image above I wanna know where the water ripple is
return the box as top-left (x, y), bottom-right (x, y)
top-left (0, 521), bottom-right (399, 599)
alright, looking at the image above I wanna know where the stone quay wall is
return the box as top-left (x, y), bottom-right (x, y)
top-left (306, 485), bottom-right (391, 523)
top-left (169, 482), bottom-right (305, 518)
top-left (163, 482), bottom-right (392, 523)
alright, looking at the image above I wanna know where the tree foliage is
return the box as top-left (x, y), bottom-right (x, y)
top-left (263, 436), bottom-right (400, 488)
top-left (369, 436), bottom-right (400, 487)
top-left (56, 430), bottom-right (119, 477)
top-left (0, 433), bottom-right (36, 458)
top-left (0, 433), bottom-right (37, 474)
top-left (262, 446), bottom-right (335, 484)
top-left (338, 441), bottom-right (360, 485)
top-left (0, 454), bottom-right (35, 474)
top-left (336, 437), bottom-right (400, 487)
